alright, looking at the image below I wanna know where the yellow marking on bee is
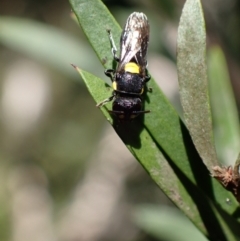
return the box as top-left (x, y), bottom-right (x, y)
top-left (124, 62), bottom-right (140, 74)
top-left (112, 81), bottom-right (117, 90)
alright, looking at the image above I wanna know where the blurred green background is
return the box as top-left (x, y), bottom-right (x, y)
top-left (0, 0), bottom-right (239, 240)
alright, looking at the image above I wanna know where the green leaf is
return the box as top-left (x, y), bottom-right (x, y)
top-left (0, 16), bottom-right (102, 79)
top-left (208, 46), bottom-right (240, 165)
top-left (70, 0), bottom-right (240, 239)
top-left (177, 0), bottom-right (219, 169)
top-left (69, 0), bottom-right (121, 71)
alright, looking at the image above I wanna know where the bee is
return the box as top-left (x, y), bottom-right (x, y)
top-left (97, 12), bottom-right (151, 121)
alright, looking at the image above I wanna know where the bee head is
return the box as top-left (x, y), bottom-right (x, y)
top-left (109, 97), bottom-right (143, 121)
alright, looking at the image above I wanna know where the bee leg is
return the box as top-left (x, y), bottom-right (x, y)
top-left (144, 69), bottom-right (151, 83)
top-left (147, 87), bottom-right (153, 92)
top-left (104, 69), bottom-right (115, 82)
top-left (107, 29), bottom-right (120, 62)
top-left (96, 95), bottom-right (115, 107)
top-left (144, 70), bottom-right (152, 92)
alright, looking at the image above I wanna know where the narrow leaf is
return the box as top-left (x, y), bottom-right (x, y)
top-left (177, 0), bottom-right (219, 169)
top-left (69, 0), bottom-right (121, 71)
top-left (208, 46), bottom-right (240, 165)
top-left (0, 17), bottom-right (102, 78)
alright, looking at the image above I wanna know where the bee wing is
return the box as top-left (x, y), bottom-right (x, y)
top-left (117, 12), bottom-right (150, 71)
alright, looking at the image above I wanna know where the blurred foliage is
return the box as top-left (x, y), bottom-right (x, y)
top-left (133, 204), bottom-right (207, 241)
top-left (0, 0), bottom-right (240, 241)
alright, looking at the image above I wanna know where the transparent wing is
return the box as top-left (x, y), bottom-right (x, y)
top-left (117, 12), bottom-right (150, 72)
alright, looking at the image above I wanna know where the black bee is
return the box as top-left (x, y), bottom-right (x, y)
top-left (97, 12), bottom-right (151, 121)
